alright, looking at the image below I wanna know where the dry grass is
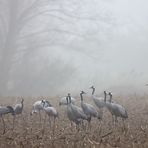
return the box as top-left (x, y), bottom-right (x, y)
top-left (0, 94), bottom-right (148, 148)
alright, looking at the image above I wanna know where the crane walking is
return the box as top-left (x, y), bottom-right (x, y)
top-left (80, 91), bottom-right (100, 129)
top-left (0, 106), bottom-right (15, 134)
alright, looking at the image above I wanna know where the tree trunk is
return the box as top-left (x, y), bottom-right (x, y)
top-left (0, 0), bottom-right (18, 95)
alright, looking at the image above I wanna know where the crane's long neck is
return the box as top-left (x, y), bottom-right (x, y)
top-left (66, 96), bottom-right (69, 105)
top-left (109, 95), bottom-right (112, 103)
top-left (69, 96), bottom-right (72, 104)
top-left (92, 88), bottom-right (95, 95)
top-left (104, 94), bottom-right (106, 102)
top-left (80, 93), bottom-right (83, 102)
top-left (21, 100), bottom-right (24, 109)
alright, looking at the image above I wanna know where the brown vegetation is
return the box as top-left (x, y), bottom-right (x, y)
top-left (0, 95), bottom-right (148, 148)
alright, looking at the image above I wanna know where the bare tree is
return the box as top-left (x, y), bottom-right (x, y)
top-left (0, 0), bottom-right (114, 96)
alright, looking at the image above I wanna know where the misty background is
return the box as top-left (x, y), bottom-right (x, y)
top-left (0, 0), bottom-right (148, 97)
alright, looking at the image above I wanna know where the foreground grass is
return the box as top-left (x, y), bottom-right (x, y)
top-left (0, 94), bottom-right (148, 148)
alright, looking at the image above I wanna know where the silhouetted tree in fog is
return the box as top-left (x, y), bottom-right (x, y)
top-left (0, 0), bottom-right (114, 96)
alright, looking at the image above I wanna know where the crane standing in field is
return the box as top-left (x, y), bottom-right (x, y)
top-left (80, 91), bottom-right (100, 129)
top-left (103, 91), bottom-right (115, 122)
top-left (43, 101), bottom-right (58, 134)
top-left (107, 92), bottom-right (128, 124)
top-left (14, 98), bottom-right (24, 115)
top-left (90, 86), bottom-right (106, 108)
top-left (89, 86), bottom-right (105, 118)
top-left (66, 93), bottom-right (88, 129)
top-left (0, 106), bottom-right (15, 134)
top-left (31, 100), bottom-right (52, 122)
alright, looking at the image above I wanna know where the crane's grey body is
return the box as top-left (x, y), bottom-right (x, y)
top-left (32, 100), bottom-right (52, 114)
top-left (0, 106), bottom-right (15, 134)
top-left (44, 106), bottom-right (58, 118)
top-left (66, 94), bottom-right (88, 125)
top-left (80, 91), bottom-right (99, 121)
top-left (90, 86), bottom-right (106, 109)
top-left (106, 92), bottom-right (128, 122)
top-left (31, 100), bottom-right (52, 122)
top-left (43, 105), bottom-right (58, 131)
top-left (0, 106), bottom-right (15, 116)
top-left (14, 98), bottom-right (24, 115)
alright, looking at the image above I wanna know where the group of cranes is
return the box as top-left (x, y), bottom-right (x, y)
top-left (89, 86), bottom-right (128, 124)
top-left (64, 86), bottom-right (128, 129)
top-left (0, 86), bottom-right (128, 134)
top-left (66, 93), bottom-right (88, 128)
top-left (0, 98), bottom-right (24, 134)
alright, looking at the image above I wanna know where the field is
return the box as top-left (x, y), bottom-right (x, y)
top-left (0, 94), bottom-right (148, 148)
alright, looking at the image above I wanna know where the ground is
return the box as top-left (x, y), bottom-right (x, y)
top-left (0, 94), bottom-right (148, 148)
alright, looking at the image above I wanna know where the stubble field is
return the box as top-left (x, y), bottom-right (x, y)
top-left (0, 94), bottom-right (148, 148)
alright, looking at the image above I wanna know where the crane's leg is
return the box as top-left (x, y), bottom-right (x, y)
top-left (21, 112), bottom-right (25, 122)
top-left (122, 118), bottom-right (126, 130)
top-left (114, 116), bottom-right (118, 127)
top-left (1, 116), bottom-right (6, 134)
top-left (12, 115), bottom-right (15, 130)
top-left (88, 120), bottom-right (91, 131)
top-left (53, 117), bottom-right (56, 135)
top-left (44, 113), bottom-right (47, 125)
top-left (42, 113), bottom-right (47, 131)
top-left (48, 116), bottom-right (51, 128)
top-left (87, 116), bottom-right (91, 131)
top-left (39, 111), bottom-right (41, 123)
top-left (112, 115), bottom-right (115, 124)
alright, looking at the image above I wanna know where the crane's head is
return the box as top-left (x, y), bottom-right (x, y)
top-left (89, 86), bottom-right (94, 89)
top-left (67, 93), bottom-right (72, 103)
top-left (108, 92), bottom-right (112, 96)
top-left (104, 91), bottom-right (107, 95)
top-left (41, 100), bottom-right (46, 107)
top-left (80, 91), bottom-right (87, 94)
top-left (108, 92), bottom-right (112, 102)
top-left (89, 86), bottom-right (95, 95)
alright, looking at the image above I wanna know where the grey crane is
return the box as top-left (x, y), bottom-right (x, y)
top-left (107, 92), bottom-right (128, 123)
top-left (90, 86), bottom-right (106, 109)
top-left (103, 91), bottom-right (115, 121)
top-left (14, 98), bottom-right (24, 115)
top-left (0, 106), bottom-right (15, 134)
top-left (80, 91), bottom-right (101, 128)
top-left (66, 93), bottom-right (88, 128)
top-left (89, 86), bottom-right (105, 119)
top-left (43, 102), bottom-right (58, 134)
top-left (31, 100), bottom-right (52, 122)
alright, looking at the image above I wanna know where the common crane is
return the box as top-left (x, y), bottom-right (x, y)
top-left (66, 93), bottom-right (88, 129)
top-left (90, 86), bottom-right (106, 109)
top-left (80, 91), bottom-right (101, 129)
top-left (108, 92), bottom-right (128, 123)
top-left (31, 100), bottom-right (52, 121)
top-left (14, 98), bottom-right (24, 115)
top-left (0, 106), bottom-right (15, 134)
top-left (43, 102), bottom-right (58, 134)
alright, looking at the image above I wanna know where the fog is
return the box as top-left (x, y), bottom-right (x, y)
top-left (0, 0), bottom-right (148, 96)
